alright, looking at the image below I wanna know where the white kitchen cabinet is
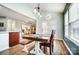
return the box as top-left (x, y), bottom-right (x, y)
top-left (0, 32), bottom-right (9, 51)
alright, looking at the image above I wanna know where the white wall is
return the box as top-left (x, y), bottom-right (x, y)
top-left (56, 13), bottom-right (63, 39)
top-left (36, 12), bottom-right (63, 40)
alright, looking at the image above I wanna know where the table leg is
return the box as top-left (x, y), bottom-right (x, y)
top-left (31, 41), bottom-right (45, 55)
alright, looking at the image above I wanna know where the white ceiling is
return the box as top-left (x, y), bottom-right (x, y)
top-left (26, 3), bottom-right (66, 13)
top-left (0, 3), bottom-right (66, 24)
top-left (0, 4), bottom-right (36, 24)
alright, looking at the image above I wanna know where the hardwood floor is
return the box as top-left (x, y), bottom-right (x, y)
top-left (41, 40), bottom-right (70, 55)
top-left (53, 40), bottom-right (70, 55)
top-left (0, 40), bottom-right (70, 55)
top-left (0, 44), bottom-right (27, 55)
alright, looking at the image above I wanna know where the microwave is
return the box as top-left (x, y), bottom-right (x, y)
top-left (0, 22), bottom-right (4, 27)
top-left (0, 17), bottom-right (7, 31)
top-left (0, 22), bottom-right (6, 31)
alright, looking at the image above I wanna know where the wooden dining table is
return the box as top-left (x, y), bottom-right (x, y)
top-left (23, 35), bottom-right (49, 42)
top-left (22, 34), bottom-right (49, 55)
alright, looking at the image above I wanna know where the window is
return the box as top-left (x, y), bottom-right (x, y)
top-left (64, 3), bottom-right (79, 45)
top-left (69, 20), bottom-right (79, 40)
top-left (69, 4), bottom-right (77, 23)
top-left (69, 4), bottom-right (79, 41)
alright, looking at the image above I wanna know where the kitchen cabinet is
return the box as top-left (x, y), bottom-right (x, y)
top-left (0, 32), bottom-right (20, 51)
top-left (9, 32), bottom-right (19, 47)
top-left (0, 32), bottom-right (9, 51)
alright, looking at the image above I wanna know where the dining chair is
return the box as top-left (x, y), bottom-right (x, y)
top-left (40, 30), bottom-right (54, 55)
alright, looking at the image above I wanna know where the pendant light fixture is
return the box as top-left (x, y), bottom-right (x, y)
top-left (33, 3), bottom-right (42, 17)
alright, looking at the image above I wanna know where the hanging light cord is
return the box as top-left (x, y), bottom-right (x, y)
top-left (37, 3), bottom-right (40, 12)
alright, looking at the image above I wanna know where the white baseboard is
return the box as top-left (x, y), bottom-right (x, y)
top-left (63, 40), bottom-right (73, 55)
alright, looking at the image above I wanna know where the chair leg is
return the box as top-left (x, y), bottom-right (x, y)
top-left (50, 46), bottom-right (52, 55)
top-left (52, 46), bottom-right (53, 52)
top-left (50, 45), bottom-right (53, 55)
top-left (40, 45), bottom-right (41, 49)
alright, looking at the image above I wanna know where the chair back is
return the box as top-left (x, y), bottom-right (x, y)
top-left (50, 30), bottom-right (54, 46)
top-left (50, 30), bottom-right (54, 40)
top-left (49, 30), bottom-right (55, 54)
